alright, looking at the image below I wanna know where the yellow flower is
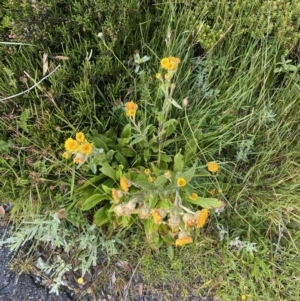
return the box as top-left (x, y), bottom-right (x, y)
top-left (125, 101), bottom-right (138, 111)
top-left (241, 295), bottom-right (247, 301)
top-left (120, 176), bottom-right (129, 192)
top-left (175, 232), bottom-right (193, 246)
top-left (196, 209), bottom-right (209, 228)
top-left (169, 56), bottom-right (181, 64)
top-left (189, 192), bottom-right (198, 201)
top-left (148, 176), bottom-right (154, 183)
top-left (177, 177), bottom-right (187, 188)
top-left (207, 161), bottom-right (219, 173)
top-left (144, 168), bottom-right (151, 175)
top-left (76, 132), bottom-right (85, 143)
top-left (80, 142), bottom-right (93, 155)
top-left (155, 73), bottom-right (162, 80)
top-left (112, 188), bottom-right (123, 203)
top-left (125, 101), bottom-right (138, 117)
top-left (126, 109), bottom-right (137, 117)
top-left (64, 138), bottom-right (79, 152)
top-left (62, 151), bottom-right (70, 159)
top-left (151, 208), bottom-right (166, 225)
top-left (160, 56), bottom-right (180, 71)
top-left (77, 277), bottom-right (84, 284)
top-left (164, 72), bottom-right (172, 81)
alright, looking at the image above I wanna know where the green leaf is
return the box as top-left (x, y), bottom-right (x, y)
top-left (173, 153), bottom-right (184, 172)
top-left (100, 162), bottom-right (116, 180)
top-left (90, 163), bottom-right (97, 174)
top-left (144, 149), bottom-right (150, 161)
top-left (154, 175), bottom-right (168, 187)
top-left (160, 153), bottom-right (172, 162)
top-left (121, 148), bottom-right (136, 157)
top-left (92, 137), bottom-right (109, 152)
top-left (182, 164), bottom-right (196, 182)
top-left (117, 137), bottom-right (131, 147)
top-left (121, 124), bottom-right (131, 138)
top-left (134, 174), bottom-right (152, 190)
top-left (101, 184), bottom-right (112, 194)
top-left (93, 204), bottom-right (111, 226)
top-left (81, 194), bottom-right (108, 211)
top-left (188, 197), bottom-right (223, 208)
top-left (169, 98), bottom-right (182, 109)
top-left (115, 152), bottom-right (128, 168)
top-left (162, 119), bottom-right (178, 137)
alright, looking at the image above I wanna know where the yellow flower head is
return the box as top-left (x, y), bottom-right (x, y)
top-left (196, 208), bottom-right (209, 228)
top-left (125, 101), bottom-right (138, 117)
top-left (64, 138), bottom-right (79, 152)
top-left (151, 208), bottom-right (166, 225)
top-left (120, 176), bottom-right (129, 192)
top-left (177, 177), bottom-right (187, 188)
top-left (125, 101), bottom-right (138, 111)
top-left (112, 188), bottom-right (123, 203)
top-left (77, 277), bottom-right (84, 284)
top-left (164, 72), bottom-right (172, 81)
top-left (62, 151), bottom-right (70, 159)
top-left (207, 161), bottom-right (219, 173)
top-left (160, 56), bottom-right (180, 71)
top-left (241, 295), bottom-right (247, 301)
top-left (148, 176), bottom-right (154, 183)
top-left (155, 73), bottom-right (162, 80)
top-left (175, 232), bottom-right (193, 246)
top-left (80, 142), bottom-right (93, 155)
top-left (189, 192), bottom-right (198, 201)
top-left (76, 132), bottom-right (85, 143)
top-left (144, 168), bottom-right (151, 175)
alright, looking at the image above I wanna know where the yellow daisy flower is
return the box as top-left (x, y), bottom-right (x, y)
top-left (80, 142), bottom-right (93, 155)
top-left (77, 277), bottom-right (84, 284)
top-left (151, 208), bottom-right (166, 225)
top-left (126, 109), bottom-right (137, 117)
top-left (175, 232), bottom-right (193, 246)
top-left (125, 101), bottom-right (138, 111)
top-left (120, 176), bottom-right (129, 192)
top-left (196, 209), bottom-right (209, 228)
top-left (177, 177), bottom-right (187, 188)
top-left (75, 132), bottom-right (85, 143)
top-left (64, 138), bottom-right (79, 152)
top-left (189, 192), bottom-right (198, 201)
top-left (207, 161), bottom-right (219, 173)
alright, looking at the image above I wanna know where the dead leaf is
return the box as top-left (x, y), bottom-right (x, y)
top-left (42, 53), bottom-right (48, 76)
top-left (54, 55), bottom-right (70, 60)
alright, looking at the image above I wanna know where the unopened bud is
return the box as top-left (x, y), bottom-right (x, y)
top-left (183, 97), bottom-right (189, 108)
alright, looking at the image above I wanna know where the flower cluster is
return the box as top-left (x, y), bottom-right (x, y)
top-left (160, 56), bottom-right (181, 71)
top-left (111, 176), bottom-right (209, 247)
top-left (125, 101), bottom-right (138, 117)
top-left (156, 56), bottom-right (181, 82)
top-left (63, 132), bottom-right (93, 165)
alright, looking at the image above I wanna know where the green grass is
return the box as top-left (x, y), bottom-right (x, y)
top-left (1, 0), bottom-right (300, 300)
